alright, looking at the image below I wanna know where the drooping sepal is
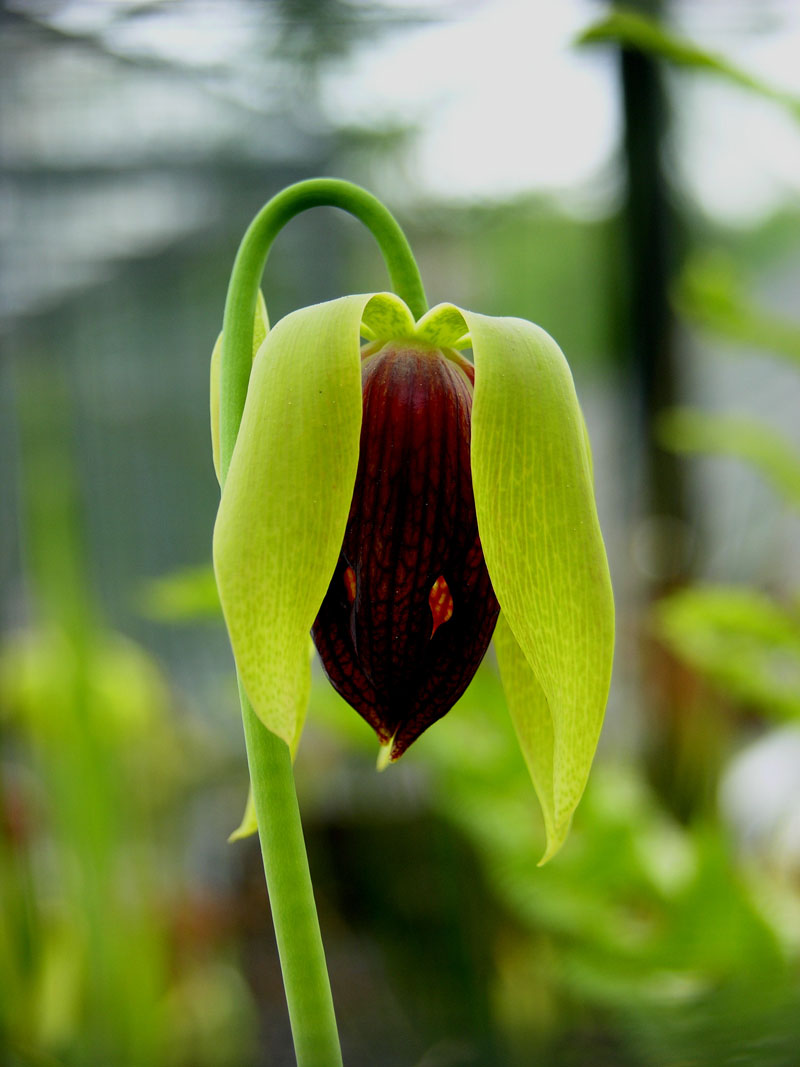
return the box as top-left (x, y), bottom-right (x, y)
top-left (228, 639), bottom-right (314, 842)
top-left (214, 293), bottom-right (403, 748)
top-left (493, 615), bottom-right (561, 862)
top-left (458, 307), bottom-right (615, 862)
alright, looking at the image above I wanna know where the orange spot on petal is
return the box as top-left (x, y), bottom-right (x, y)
top-left (344, 566), bottom-right (356, 604)
top-left (429, 576), bottom-right (454, 637)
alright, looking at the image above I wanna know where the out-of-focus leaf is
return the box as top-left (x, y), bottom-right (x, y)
top-left (310, 662), bottom-right (800, 1060)
top-left (0, 626), bottom-right (183, 816)
top-left (0, 628), bottom-right (172, 739)
top-left (138, 566), bottom-right (220, 621)
top-left (579, 9), bottom-right (800, 120)
top-left (675, 254), bottom-right (800, 367)
top-left (658, 408), bottom-right (800, 511)
top-left (654, 585), bottom-right (800, 718)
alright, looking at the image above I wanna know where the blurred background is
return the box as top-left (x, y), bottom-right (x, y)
top-left (3, 0), bottom-right (800, 1064)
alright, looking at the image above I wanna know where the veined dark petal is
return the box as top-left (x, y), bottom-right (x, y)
top-left (312, 341), bottom-right (500, 758)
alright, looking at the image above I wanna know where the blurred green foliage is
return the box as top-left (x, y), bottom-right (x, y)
top-left (406, 203), bottom-right (622, 373)
top-left (674, 254), bottom-right (800, 367)
top-left (305, 666), bottom-right (800, 1066)
top-left (655, 586), bottom-right (800, 719)
top-left (1, 369), bottom-right (257, 1066)
top-left (659, 408), bottom-right (800, 510)
top-left (580, 7), bottom-right (800, 120)
top-left (656, 251), bottom-right (800, 725)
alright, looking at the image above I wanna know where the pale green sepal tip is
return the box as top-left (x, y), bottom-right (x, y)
top-left (229, 786), bottom-right (259, 842)
top-left (414, 303), bottom-right (469, 348)
top-left (494, 615), bottom-right (567, 864)
top-left (213, 293), bottom-right (388, 748)
top-left (361, 292), bottom-right (416, 342)
top-left (456, 306), bottom-right (614, 862)
top-left (211, 290), bottom-right (270, 485)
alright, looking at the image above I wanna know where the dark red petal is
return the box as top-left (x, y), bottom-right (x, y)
top-left (312, 342), bottom-right (499, 757)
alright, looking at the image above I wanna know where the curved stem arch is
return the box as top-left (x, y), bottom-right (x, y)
top-left (219, 177), bottom-right (428, 479)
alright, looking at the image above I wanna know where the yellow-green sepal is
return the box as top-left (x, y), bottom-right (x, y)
top-left (228, 638), bottom-right (314, 842)
top-left (493, 614), bottom-right (561, 862)
top-left (361, 291), bottom-right (416, 342)
top-left (213, 293), bottom-right (399, 749)
top-left (458, 307), bottom-right (615, 863)
top-left (414, 303), bottom-right (471, 348)
top-left (210, 290), bottom-right (269, 484)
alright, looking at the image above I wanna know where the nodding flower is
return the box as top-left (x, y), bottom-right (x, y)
top-left (311, 338), bottom-right (499, 761)
top-left (212, 182), bottom-right (614, 861)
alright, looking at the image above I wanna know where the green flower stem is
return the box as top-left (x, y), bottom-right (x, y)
top-left (218, 180), bottom-right (425, 1067)
top-left (239, 683), bottom-right (342, 1067)
top-left (219, 177), bottom-right (428, 478)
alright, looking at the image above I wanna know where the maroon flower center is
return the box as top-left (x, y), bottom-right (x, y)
top-left (311, 341), bottom-right (499, 759)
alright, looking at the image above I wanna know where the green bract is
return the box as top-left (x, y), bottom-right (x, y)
top-left (212, 292), bottom-right (614, 861)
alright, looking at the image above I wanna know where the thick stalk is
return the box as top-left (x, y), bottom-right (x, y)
top-left (239, 684), bottom-right (341, 1067)
top-left (218, 180), bottom-right (427, 1066)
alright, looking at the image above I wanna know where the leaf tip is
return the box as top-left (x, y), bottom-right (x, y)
top-left (537, 817), bottom-right (572, 866)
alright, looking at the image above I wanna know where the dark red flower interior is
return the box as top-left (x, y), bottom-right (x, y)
top-left (312, 342), bottom-right (499, 760)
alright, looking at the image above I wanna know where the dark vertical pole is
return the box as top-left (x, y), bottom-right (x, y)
top-left (619, 0), bottom-right (688, 574)
top-left (616, 1), bottom-right (720, 823)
